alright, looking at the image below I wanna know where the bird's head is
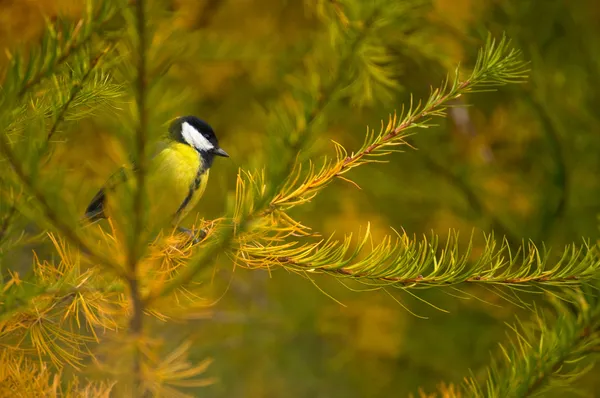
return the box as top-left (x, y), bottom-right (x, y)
top-left (168, 116), bottom-right (229, 158)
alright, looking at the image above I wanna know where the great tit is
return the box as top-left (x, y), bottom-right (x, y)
top-left (83, 116), bottom-right (228, 241)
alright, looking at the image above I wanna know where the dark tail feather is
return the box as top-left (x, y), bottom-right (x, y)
top-left (81, 188), bottom-right (107, 224)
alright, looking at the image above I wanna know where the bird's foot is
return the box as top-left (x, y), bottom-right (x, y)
top-left (176, 226), bottom-right (207, 244)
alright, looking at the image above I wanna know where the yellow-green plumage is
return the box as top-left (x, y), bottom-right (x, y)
top-left (146, 142), bottom-right (209, 225)
top-left (84, 116), bottom-right (228, 239)
top-left (96, 144), bottom-right (209, 234)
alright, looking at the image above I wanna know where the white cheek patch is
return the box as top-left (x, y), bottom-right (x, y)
top-left (181, 122), bottom-right (214, 151)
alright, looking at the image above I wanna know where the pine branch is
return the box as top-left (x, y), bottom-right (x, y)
top-left (0, 2), bottom-right (124, 254)
top-left (0, 133), bottom-right (125, 278)
top-left (47, 43), bottom-right (115, 141)
top-left (462, 288), bottom-right (600, 397)
top-left (264, 0), bottom-right (384, 202)
top-left (126, 0), bottom-right (149, 392)
top-left (0, 46), bottom-right (122, 255)
top-left (1, 292), bottom-right (96, 369)
top-left (0, 200), bottom-right (156, 377)
top-left (235, 226), bottom-right (600, 290)
top-left (0, 0), bottom-right (122, 102)
top-left (268, 34), bottom-right (528, 213)
top-left (0, 351), bottom-right (115, 396)
top-left (0, 232), bottom-right (125, 369)
top-left (130, 0), bottom-right (149, 267)
top-left (145, 34), bottom-right (529, 303)
top-left (139, 340), bottom-right (216, 395)
top-left (3, 64), bottom-right (123, 145)
top-left (0, 283), bottom-right (124, 323)
top-left (144, 219), bottom-right (238, 303)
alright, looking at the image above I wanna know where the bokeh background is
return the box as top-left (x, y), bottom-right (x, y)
top-left (2, 0), bottom-right (600, 396)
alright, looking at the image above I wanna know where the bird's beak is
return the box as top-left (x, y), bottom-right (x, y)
top-left (213, 147), bottom-right (229, 157)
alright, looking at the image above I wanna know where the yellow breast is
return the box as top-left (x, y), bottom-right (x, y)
top-left (146, 143), bottom-right (207, 227)
top-left (103, 143), bottom-right (208, 236)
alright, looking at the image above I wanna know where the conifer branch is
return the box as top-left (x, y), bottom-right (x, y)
top-left (127, 0), bottom-right (149, 393)
top-left (0, 232), bottom-right (123, 362)
top-left (462, 289), bottom-right (600, 397)
top-left (144, 221), bottom-right (237, 303)
top-left (269, 34), bottom-right (528, 213)
top-left (3, 67), bottom-right (123, 145)
top-left (3, 1), bottom-right (121, 101)
top-left (130, 0), bottom-right (149, 268)
top-left (0, 134), bottom-right (125, 278)
top-left (47, 43), bottom-right (115, 141)
top-left (0, 283), bottom-right (124, 323)
top-left (266, 0), bottom-right (383, 200)
top-left (0, 351), bottom-right (115, 396)
top-left (0, 1), bottom-right (124, 254)
top-left (0, 45), bottom-right (121, 254)
top-left (235, 226), bottom-right (600, 290)
top-left (1, 292), bottom-right (97, 368)
top-left (146, 34), bottom-right (529, 302)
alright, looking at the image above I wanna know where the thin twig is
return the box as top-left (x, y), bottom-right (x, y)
top-left (127, 277), bottom-right (145, 393)
top-left (17, 15), bottom-right (113, 100)
top-left (130, 1), bottom-right (149, 269)
top-left (522, 312), bottom-right (599, 396)
top-left (47, 43), bottom-right (115, 141)
top-left (269, 6), bottom-right (381, 201)
top-left (128, 0), bottom-right (149, 393)
top-left (0, 284), bottom-right (125, 322)
top-left (309, 263), bottom-right (581, 286)
top-left (144, 222), bottom-right (237, 304)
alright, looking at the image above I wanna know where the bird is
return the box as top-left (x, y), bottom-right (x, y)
top-left (83, 116), bottom-right (229, 242)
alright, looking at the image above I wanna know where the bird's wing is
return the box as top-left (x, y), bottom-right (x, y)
top-left (83, 140), bottom-right (169, 222)
top-left (83, 167), bottom-right (129, 222)
top-left (83, 188), bottom-right (107, 222)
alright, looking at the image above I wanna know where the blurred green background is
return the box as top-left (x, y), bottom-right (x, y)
top-left (2, 0), bottom-right (600, 396)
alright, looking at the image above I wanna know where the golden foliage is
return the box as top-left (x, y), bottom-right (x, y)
top-left (0, 351), bottom-right (114, 397)
top-left (142, 340), bottom-right (216, 397)
top-left (92, 336), bottom-right (214, 397)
